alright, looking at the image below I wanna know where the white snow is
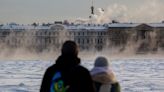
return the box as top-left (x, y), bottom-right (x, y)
top-left (0, 25), bottom-right (50, 30)
top-left (0, 59), bottom-right (164, 92)
top-left (148, 23), bottom-right (164, 27)
top-left (108, 23), bottom-right (140, 28)
top-left (66, 25), bottom-right (107, 30)
top-left (108, 23), bottom-right (164, 28)
top-left (1, 23), bottom-right (164, 31)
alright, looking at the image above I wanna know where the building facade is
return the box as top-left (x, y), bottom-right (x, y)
top-left (0, 22), bottom-right (164, 53)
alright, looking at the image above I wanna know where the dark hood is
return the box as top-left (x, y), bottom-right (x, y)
top-left (55, 55), bottom-right (80, 68)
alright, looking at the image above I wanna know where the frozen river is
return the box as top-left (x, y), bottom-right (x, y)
top-left (0, 59), bottom-right (164, 92)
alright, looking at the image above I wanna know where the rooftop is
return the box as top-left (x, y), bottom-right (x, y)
top-left (0, 23), bottom-right (164, 30)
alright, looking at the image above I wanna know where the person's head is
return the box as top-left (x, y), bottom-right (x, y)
top-left (61, 40), bottom-right (79, 57)
top-left (94, 56), bottom-right (110, 67)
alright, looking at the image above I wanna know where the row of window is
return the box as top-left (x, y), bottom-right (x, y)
top-left (0, 37), bottom-right (108, 46)
top-left (75, 38), bottom-right (107, 45)
top-left (69, 31), bottom-right (107, 36)
top-left (0, 30), bottom-right (108, 37)
top-left (0, 38), bottom-right (60, 45)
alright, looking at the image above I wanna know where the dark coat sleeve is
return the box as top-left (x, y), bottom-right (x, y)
top-left (40, 68), bottom-right (52, 92)
top-left (71, 66), bottom-right (96, 92)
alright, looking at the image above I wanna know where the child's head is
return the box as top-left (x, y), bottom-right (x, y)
top-left (94, 56), bottom-right (110, 67)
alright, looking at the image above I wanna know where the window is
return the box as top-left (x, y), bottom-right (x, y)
top-left (69, 32), bottom-right (72, 35)
top-left (82, 39), bottom-right (84, 44)
top-left (45, 31), bottom-right (47, 35)
top-left (101, 32), bottom-right (103, 35)
top-left (53, 32), bottom-right (56, 36)
top-left (87, 38), bottom-right (89, 44)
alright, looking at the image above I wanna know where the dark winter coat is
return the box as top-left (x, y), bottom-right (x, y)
top-left (40, 55), bottom-right (95, 92)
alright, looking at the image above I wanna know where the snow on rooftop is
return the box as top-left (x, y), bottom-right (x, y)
top-left (148, 23), bottom-right (164, 27)
top-left (107, 23), bottom-right (164, 28)
top-left (66, 24), bottom-right (107, 30)
top-left (108, 23), bottom-right (140, 28)
top-left (35, 26), bottom-right (50, 30)
top-left (0, 25), bottom-right (50, 30)
top-left (0, 23), bottom-right (164, 30)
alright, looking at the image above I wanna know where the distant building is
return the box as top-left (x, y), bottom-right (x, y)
top-left (0, 22), bottom-right (164, 53)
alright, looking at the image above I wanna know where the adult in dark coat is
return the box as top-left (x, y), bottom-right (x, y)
top-left (40, 40), bottom-right (95, 92)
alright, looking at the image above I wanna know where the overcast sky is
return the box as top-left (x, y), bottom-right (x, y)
top-left (0, 0), bottom-right (164, 24)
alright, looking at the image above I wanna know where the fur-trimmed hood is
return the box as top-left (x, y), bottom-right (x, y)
top-left (90, 66), bottom-right (117, 84)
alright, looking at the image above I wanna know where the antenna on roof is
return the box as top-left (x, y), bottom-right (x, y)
top-left (89, 0), bottom-right (95, 24)
top-left (91, 0), bottom-right (94, 15)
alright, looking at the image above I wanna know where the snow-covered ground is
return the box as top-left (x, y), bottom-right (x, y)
top-left (0, 59), bottom-right (164, 92)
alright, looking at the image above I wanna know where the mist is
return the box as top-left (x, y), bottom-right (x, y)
top-left (0, 30), bottom-right (61, 61)
top-left (76, 0), bottom-right (164, 24)
top-left (0, 0), bottom-right (164, 60)
top-left (0, 27), bottom-right (163, 60)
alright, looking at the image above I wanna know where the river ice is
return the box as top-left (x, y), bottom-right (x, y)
top-left (0, 59), bottom-right (164, 92)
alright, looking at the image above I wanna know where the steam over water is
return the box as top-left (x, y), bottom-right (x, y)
top-left (0, 59), bottom-right (163, 92)
top-left (78, 0), bottom-right (164, 23)
top-left (0, 0), bottom-right (164, 92)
